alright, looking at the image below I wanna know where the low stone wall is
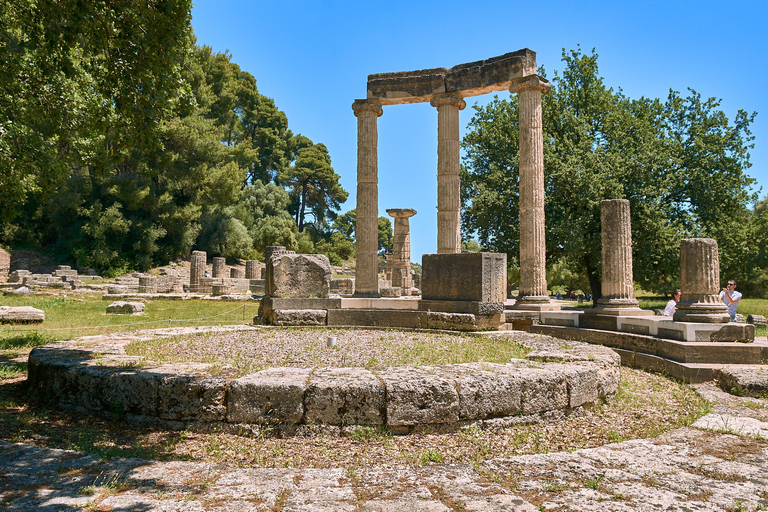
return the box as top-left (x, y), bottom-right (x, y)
top-left (26, 327), bottom-right (620, 435)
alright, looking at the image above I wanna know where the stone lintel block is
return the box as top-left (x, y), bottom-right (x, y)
top-left (367, 67), bottom-right (447, 105)
top-left (326, 309), bottom-right (428, 329)
top-left (378, 367), bottom-right (459, 427)
top-left (422, 252), bottom-right (506, 302)
top-left (418, 299), bottom-right (504, 316)
top-left (0, 306), bottom-right (45, 323)
top-left (436, 363), bottom-right (522, 419)
top-left (269, 309), bottom-right (327, 326)
top-left (304, 368), bottom-right (384, 425)
top-left (227, 368), bottom-right (310, 425)
top-left (102, 370), bottom-right (159, 416)
top-left (158, 375), bottom-right (227, 421)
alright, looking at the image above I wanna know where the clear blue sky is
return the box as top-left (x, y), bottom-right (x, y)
top-left (191, 0), bottom-right (767, 261)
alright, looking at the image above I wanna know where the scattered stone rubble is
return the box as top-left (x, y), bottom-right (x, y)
top-left (0, 305), bottom-right (44, 323)
top-left (106, 301), bottom-right (145, 315)
top-left (26, 327), bottom-right (620, 435)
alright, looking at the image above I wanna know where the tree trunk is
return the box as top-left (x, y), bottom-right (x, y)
top-left (298, 185), bottom-right (307, 232)
top-left (585, 253), bottom-right (601, 306)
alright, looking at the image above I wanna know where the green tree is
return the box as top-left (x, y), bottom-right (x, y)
top-left (378, 216), bottom-right (393, 254)
top-left (462, 48), bottom-right (758, 300)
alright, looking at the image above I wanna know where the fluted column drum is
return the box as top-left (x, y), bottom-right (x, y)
top-left (431, 94), bottom-right (465, 254)
top-left (353, 99), bottom-right (383, 297)
top-left (597, 199), bottom-right (639, 307)
top-left (674, 238), bottom-right (730, 323)
top-left (189, 250), bottom-right (207, 291)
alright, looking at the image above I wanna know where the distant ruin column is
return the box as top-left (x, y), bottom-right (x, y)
top-left (588, 199), bottom-right (650, 316)
top-left (212, 257), bottom-right (227, 278)
top-left (674, 238), bottom-right (730, 323)
top-left (189, 250), bottom-right (206, 292)
top-left (353, 99), bottom-right (383, 297)
top-left (430, 93), bottom-right (465, 254)
top-left (245, 260), bottom-right (259, 280)
top-left (387, 208), bottom-right (417, 290)
top-left (509, 75), bottom-right (558, 311)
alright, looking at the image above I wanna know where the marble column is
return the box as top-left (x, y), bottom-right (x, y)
top-left (386, 208), bottom-right (417, 290)
top-left (352, 99), bottom-right (383, 297)
top-left (674, 238), bottom-right (730, 323)
top-left (212, 257), bottom-right (227, 278)
top-left (189, 250), bottom-right (206, 292)
top-left (430, 93), bottom-right (465, 254)
top-left (509, 75), bottom-right (558, 311)
top-left (589, 199), bottom-right (651, 316)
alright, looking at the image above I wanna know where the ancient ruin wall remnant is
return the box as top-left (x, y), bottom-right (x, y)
top-left (0, 248), bottom-right (9, 283)
top-left (674, 238), bottom-right (730, 323)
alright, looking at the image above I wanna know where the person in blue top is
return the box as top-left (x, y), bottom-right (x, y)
top-left (719, 280), bottom-right (742, 322)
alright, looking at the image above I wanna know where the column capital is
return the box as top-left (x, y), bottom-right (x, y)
top-left (509, 74), bottom-right (551, 95)
top-left (352, 99), bottom-right (383, 117)
top-left (386, 208), bottom-right (417, 219)
top-left (430, 93), bottom-right (466, 110)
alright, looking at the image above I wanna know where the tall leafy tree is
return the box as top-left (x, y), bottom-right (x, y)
top-left (462, 48), bottom-right (758, 299)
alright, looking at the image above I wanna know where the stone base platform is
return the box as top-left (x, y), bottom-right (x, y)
top-left (26, 326), bottom-right (620, 435)
top-left (102, 293), bottom-right (257, 301)
top-left (532, 324), bottom-right (768, 383)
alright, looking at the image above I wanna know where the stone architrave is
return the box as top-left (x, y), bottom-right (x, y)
top-left (588, 199), bottom-right (651, 316)
top-left (386, 208), bottom-right (417, 290)
top-left (267, 253), bottom-right (332, 299)
top-left (189, 250), bottom-right (207, 292)
top-left (0, 248), bottom-right (10, 283)
top-left (431, 93), bottom-right (465, 254)
top-left (674, 238), bottom-right (730, 323)
top-left (245, 260), bottom-right (259, 280)
top-left (352, 99), bottom-right (383, 297)
top-left (212, 257), bottom-right (227, 278)
top-left (509, 75), bottom-right (558, 311)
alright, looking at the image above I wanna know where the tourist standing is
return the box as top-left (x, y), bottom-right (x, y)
top-left (664, 289), bottom-right (681, 316)
top-left (719, 280), bottom-right (742, 321)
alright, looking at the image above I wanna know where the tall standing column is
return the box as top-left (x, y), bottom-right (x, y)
top-left (587, 199), bottom-right (650, 316)
top-left (189, 250), bottom-right (207, 292)
top-left (510, 75), bottom-right (558, 311)
top-left (674, 238), bottom-right (730, 323)
top-left (430, 93), bottom-right (465, 254)
top-left (353, 99), bottom-right (383, 297)
top-left (386, 208), bottom-right (417, 290)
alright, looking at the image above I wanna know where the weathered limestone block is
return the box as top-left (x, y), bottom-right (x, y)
top-left (0, 306), bottom-right (44, 323)
top-left (715, 367), bottom-right (768, 398)
top-left (212, 257), bottom-right (227, 278)
top-left (267, 309), bottom-right (327, 326)
top-left (0, 247), bottom-right (9, 282)
top-left (426, 311), bottom-right (478, 331)
top-left (419, 299), bottom-right (504, 316)
top-left (68, 365), bottom-right (109, 412)
top-left (436, 363), bottom-right (522, 419)
top-left (747, 314), bottom-right (767, 327)
top-left (3, 286), bottom-right (31, 296)
top-left (106, 301), bottom-right (145, 314)
top-left (158, 374), bottom-right (227, 422)
top-left (380, 287), bottom-right (401, 298)
top-left (8, 270), bottom-right (31, 283)
top-left (268, 253), bottom-right (332, 298)
top-left (304, 368), bottom-right (385, 425)
top-left (542, 363), bottom-right (600, 409)
top-left (211, 284), bottom-right (235, 296)
top-left (102, 370), bottom-right (159, 416)
top-left (227, 368), bottom-right (310, 424)
top-left (422, 252), bottom-right (506, 302)
top-left (378, 367), bottom-right (459, 427)
top-left (514, 368), bottom-right (569, 414)
top-left (138, 276), bottom-right (158, 294)
top-left (230, 268), bottom-right (243, 279)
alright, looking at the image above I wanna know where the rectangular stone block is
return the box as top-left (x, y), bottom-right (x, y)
top-left (378, 367), bottom-right (459, 427)
top-left (304, 368), bottom-right (384, 425)
top-left (437, 363), bottom-right (522, 420)
top-left (227, 368), bottom-right (310, 425)
top-left (269, 309), bottom-right (327, 326)
top-left (103, 370), bottom-right (159, 416)
top-left (326, 309), bottom-right (429, 329)
top-left (422, 252), bottom-right (506, 302)
top-left (262, 297), bottom-right (342, 310)
top-left (515, 368), bottom-right (568, 415)
top-left (158, 375), bottom-right (227, 422)
top-left (418, 299), bottom-right (503, 316)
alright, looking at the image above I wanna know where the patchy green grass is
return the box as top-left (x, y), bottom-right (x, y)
top-left (0, 294), bottom-right (259, 360)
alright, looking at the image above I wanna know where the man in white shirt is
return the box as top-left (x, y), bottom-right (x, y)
top-left (719, 280), bottom-right (742, 322)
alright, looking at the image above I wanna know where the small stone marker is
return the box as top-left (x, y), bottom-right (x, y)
top-left (747, 314), bottom-right (767, 327)
top-left (106, 301), bottom-right (145, 315)
top-left (0, 306), bottom-right (44, 323)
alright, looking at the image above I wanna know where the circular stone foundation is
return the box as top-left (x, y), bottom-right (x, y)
top-left (26, 326), bottom-right (621, 435)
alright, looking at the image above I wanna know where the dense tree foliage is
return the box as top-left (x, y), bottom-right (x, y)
top-left (0, 2), bottom-right (354, 272)
top-left (462, 48), bottom-right (761, 299)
